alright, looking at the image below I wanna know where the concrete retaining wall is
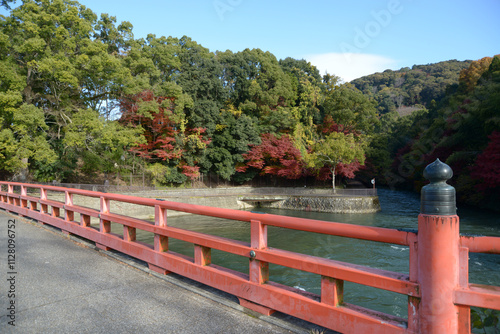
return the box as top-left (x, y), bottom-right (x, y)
top-left (45, 187), bottom-right (380, 220)
top-left (260, 196), bottom-right (381, 214)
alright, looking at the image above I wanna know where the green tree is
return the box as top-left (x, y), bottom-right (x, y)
top-left (218, 48), bottom-right (294, 126)
top-left (209, 110), bottom-right (260, 180)
top-left (321, 82), bottom-right (379, 135)
top-left (307, 132), bottom-right (365, 193)
top-left (0, 104), bottom-right (57, 179)
top-left (0, 0), bottom-right (141, 180)
top-left (280, 57), bottom-right (324, 130)
top-left (63, 108), bottom-right (143, 176)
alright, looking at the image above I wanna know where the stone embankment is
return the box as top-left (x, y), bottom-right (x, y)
top-left (45, 187), bottom-right (380, 220)
top-left (259, 195), bottom-right (380, 214)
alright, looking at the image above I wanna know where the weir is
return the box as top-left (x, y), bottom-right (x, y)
top-left (0, 159), bottom-right (499, 333)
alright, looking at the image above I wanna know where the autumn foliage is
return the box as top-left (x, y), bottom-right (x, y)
top-left (471, 131), bottom-right (500, 191)
top-left (236, 133), bottom-right (303, 179)
top-left (120, 91), bottom-right (210, 179)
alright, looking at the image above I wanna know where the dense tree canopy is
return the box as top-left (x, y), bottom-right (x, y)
top-left (0, 0), bottom-right (498, 209)
top-left (351, 60), bottom-right (472, 114)
top-left (370, 55), bottom-right (500, 210)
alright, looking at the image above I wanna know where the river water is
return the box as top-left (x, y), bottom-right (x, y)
top-left (135, 188), bottom-right (500, 319)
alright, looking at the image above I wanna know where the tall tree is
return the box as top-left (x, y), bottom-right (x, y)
top-left (321, 81), bottom-right (379, 135)
top-left (0, 0), bottom-right (139, 180)
top-left (119, 90), bottom-right (210, 184)
top-left (307, 132), bottom-right (365, 193)
top-left (218, 48), bottom-right (294, 127)
top-left (209, 109), bottom-right (260, 181)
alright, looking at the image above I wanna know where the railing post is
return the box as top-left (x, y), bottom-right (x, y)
top-left (99, 196), bottom-right (110, 233)
top-left (148, 204), bottom-right (170, 275)
top-left (20, 185), bottom-right (28, 209)
top-left (154, 205), bottom-right (168, 252)
top-left (64, 191), bottom-right (74, 222)
top-left (97, 196), bottom-right (111, 251)
top-left (418, 159), bottom-right (460, 333)
top-left (250, 219), bottom-right (268, 284)
top-left (239, 219), bottom-right (275, 316)
top-left (7, 184), bottom-right (14, 206)
top-left (40, 188), bottom-right (48, 214)
top-left (321, 276), bottom-right (344, 306)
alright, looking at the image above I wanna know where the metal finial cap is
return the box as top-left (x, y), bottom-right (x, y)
top-left (423, 158), bottom-right (453, 183)
top-left (420, 159), bottom-right (456, 215)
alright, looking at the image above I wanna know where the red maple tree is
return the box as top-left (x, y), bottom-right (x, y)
top-left (471, 131), bottom-right (500, 191)
top-left (237, 133), bottom-right (304, 179)
top-left (319, 115), bottom-right (353, 135)
top-left (119, 90), bottom-right (210, 179)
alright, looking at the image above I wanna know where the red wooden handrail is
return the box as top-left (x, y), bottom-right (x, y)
top-left (1, 181), bottom-right (499, 333)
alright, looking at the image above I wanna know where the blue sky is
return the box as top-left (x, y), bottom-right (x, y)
top-left (3, 0), bottom-right (500, 81)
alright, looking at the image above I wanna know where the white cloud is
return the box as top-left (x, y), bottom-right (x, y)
top-left (304, 53), bottom-right (399, 82)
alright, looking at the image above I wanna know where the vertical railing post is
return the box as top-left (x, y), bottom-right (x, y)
top-left (238, 219), bottom-right (275, 316)
top-left (321, 276), bottom-right (344, 307)
top-left (154, 204), bottom-right (168, 252)
top-left (20, 185), bottom-right (28, 209)
top-left (148, 204), bottom-right (170, 275)
top-left (99, 196), bottom-right (110, 233)
top-left (408, 233), bottom-right (420, 332)
top-left (7, 184), bottom-right (14, 206)
top-left (64, 191), bottom-right (74, 222)
top-left (458, 247), bottom-right (471, 332)
top-left (250, 219), bottom-right (268, 284)
top-left (18, 185), bottom-right (27, 217)
top-left (418, 159), bottom-right (460, 333)
top-left (96, 196), bottom-right (111, 251)
top-left (40, 188), bottom-right (48, 214)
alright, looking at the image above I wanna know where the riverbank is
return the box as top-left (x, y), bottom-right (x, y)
top-left (125, 187), bottom-right (381, 216)
top-left (42, 187), bottom-right (380, 219)
top-left (259, 195), bottom-right (381, 214)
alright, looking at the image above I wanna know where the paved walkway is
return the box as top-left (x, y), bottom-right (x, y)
top-left (0, 211), bottom-right (327, 334)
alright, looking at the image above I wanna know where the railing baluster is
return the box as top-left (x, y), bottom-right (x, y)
top-left (7, 184), bottom-right (14, 206)
top-left (194, 245), bottom-right (211, 266)
top-left (96, 196), bottom-right (111, 251)
top-left (154, 205), bottom-right (168, 252)
top-left (40, 188), bottom-right (48, 214)
top-left (99, 196), bottom-right (110, 233)
top-left (457, 247), bottom-right (470, 333)
top-left (241, 219), bottom-right (275, 316)
top-left (408, 235), bottom-right (420, 332)
top-left (64, 191), bottom-right (74, 222)
top-left (20, 185), bottom-right (28, 209)
top-left (148, 204), bottom-right (170, 275)
top-left (250, 219), bottom-right (269, 284)
top-left (81, 214), bottom-right (91, 227)
top-left (321, 276), bottom-right (344, 306)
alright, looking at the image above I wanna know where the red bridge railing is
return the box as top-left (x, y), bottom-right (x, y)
top-left (0, 160), bottom-right (499, 333)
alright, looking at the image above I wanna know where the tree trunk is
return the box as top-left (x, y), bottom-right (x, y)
top-left (19, 158), bottom-right (29, 181)
top-left (331, 166), bottom-right (336, 194)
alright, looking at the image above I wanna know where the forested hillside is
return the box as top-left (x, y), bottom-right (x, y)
top-left (0, 0), bottom-right (498, 209)
top-left (351, 60), bottom-right (472, 115)
top-left (372, 56), bottom-right (500, 210)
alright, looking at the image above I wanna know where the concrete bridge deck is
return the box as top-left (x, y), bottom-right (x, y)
top-left (0, 211), bottom-right (329, 334)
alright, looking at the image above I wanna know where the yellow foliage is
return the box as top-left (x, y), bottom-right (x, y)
top-left (187, 133), bottom-right (207, 150)
top-left (215, 124), bottom-right (227, 132)
top-left (224, 103), bottom-right (243, 117)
